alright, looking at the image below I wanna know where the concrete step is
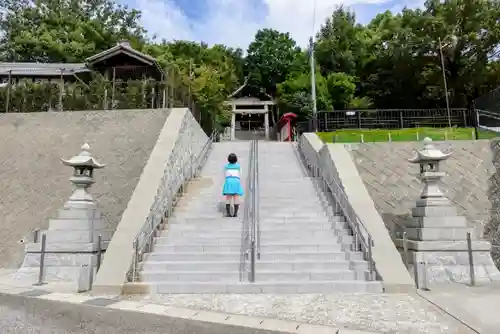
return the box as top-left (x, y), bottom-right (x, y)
top-left (140, 270), bottom-right (365, 282)
top-left (168, 220), bottom-right (347, 231)
top-left (259, 233), bottom-right (344, 243)
top-left (168, 216), bottom-right (241, 223)
top-left (146, 280), bottom-right (384, 294)
top-left (145, 251), bottom-right (364, 262)
top-left (167, 216), bottom-right (335, 225)
top-left (140, 271), bottom-right (240, 282)
top-left (141, 260), bottom-right (364, 272)
top-left (146, 252), bottom-right (241, 262)
top-left (155, 236), bottom-right (241, 245)
top-left (165, 228), bottom-right (341, 239)
top-left (159, 233), bottom-right (348, 245)
top-left (152, 243), bottom-right (344, 253)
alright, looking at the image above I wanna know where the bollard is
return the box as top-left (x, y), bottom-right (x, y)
top-left (416, 132), bottom-right (419, 141)
top-left (96, 234), bottom-right (102, 273)
top-left (33, 233), bottom-right (47, 286)
top-left (360, 134), bottom-right (364, 143)
top-left (388, 133), bottom-right (392, 142)
top-left (467, 232), bottom-right (475, 286)
top-left (77, 263), bottom-right (93, 293)
top-left (471, 129), bottom-right (475, 140)
top-left (444, 131), bottom-right (448, 141)
top-left (414, 260), bottom-right (429, 290)
top-left (421, 261), bottom-right (429, 290)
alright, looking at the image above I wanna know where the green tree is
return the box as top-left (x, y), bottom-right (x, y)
top-left (326, 72), bottom-right (356, 110)
top-left (245, 28), bottom-right (305, 96)
top-left (276, 71), bottom-right (331, 119)
top-left (0, 0), bottom-right (147, 62)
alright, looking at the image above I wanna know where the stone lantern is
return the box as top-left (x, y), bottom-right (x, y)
top-left (407, 137), bottom-right (452, 207)
top-left (16, 143), bottom-right (112, 286)
top-left (395, 137), bottom-right (500, 285)
top-left (61, 143), bottom-right (105, 205)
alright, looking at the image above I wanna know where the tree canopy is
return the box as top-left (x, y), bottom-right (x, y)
top-left (2, 0), bottom-right (500, 123)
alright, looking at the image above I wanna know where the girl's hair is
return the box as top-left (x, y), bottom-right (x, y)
top-left (227, 153), bottom-right (238, 164)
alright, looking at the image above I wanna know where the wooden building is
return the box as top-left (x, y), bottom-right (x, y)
top-left (0, 41), bottom-right (164, 85)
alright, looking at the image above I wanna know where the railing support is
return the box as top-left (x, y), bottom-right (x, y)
top-left (33, 233), bottom-right (47, 286)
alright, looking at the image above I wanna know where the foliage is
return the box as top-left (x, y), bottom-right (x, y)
top-left (276, 72), bottom-right (331, 118)
top-left (0, 0), bottom-right (147, 62)
top-left (3, 0), bottom-right (500, 128)
top-left (0, 77), bottom-right (180, 112)
top-left (245, 29), bottom-right (306, 96)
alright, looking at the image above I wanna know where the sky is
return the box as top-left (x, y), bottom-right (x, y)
top-left (123, 0), bottom-right (425, 49)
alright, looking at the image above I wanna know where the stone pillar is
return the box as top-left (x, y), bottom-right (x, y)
top-left (16, 144), bottom-right (113, 285)
top-left (230, 112), bottom-right (236, 141)
top-left (264, 106), bottom-right (270, 140)
top-left (395, 138), bottom-right (500, 285)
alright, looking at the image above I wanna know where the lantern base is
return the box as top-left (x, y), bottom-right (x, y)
top-left (396, 247), bottom-right (500, 285)
top-left (16, 204), bottom-right (112, 288)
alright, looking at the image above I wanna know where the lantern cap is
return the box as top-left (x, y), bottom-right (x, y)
top-left (61, 143), bottom-right (106, 169)
top-left (408, 137), bottom-right (452, 163)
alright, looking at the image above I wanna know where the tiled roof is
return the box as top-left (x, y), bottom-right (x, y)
top-left (0, 62), bottom-right (89, 76)
top-left (86, 41), bottom-right (158, 66)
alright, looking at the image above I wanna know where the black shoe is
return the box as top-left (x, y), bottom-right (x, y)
top-left (225, 204), bottom-right (232, 217)
top-left (233, 204), bottom-right (239, 217)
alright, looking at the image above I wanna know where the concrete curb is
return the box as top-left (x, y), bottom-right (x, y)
top-left (0, 284), bottom-right (378, 334)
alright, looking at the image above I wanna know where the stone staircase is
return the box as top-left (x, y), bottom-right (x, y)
top-left (139, 142), bottom-right (250, 293)
top-left (255, 142), bottom-right (383, 293)
top-left (138, 141), bottom-right (382, 293)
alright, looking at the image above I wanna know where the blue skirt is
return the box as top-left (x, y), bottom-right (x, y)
top-left (222, 177), bottom-right (244, 196)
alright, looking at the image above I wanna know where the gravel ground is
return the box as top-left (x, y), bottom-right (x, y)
top-left (132, 293), bottom-right (462, 333)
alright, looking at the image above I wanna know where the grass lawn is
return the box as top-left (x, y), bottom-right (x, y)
top-left (317, 127), bottom-right (499, 143)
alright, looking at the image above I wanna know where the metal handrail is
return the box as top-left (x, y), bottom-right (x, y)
top-left (240, 139), bottom-right (255, 281)
top-left (240, 139), bottom-right (260, 282)
top-left (296, 140), bottom-right (377, 281)
top-left (128, 131), bottom-right (216, 282)
top-left (249, 140), bottom-right (256, 282)
top-left (254, 139), bottom-right (261, 262)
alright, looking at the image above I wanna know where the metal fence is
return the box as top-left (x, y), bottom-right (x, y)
top-left (301, 108), bottom-right (477, 133)
top-left (474, 87), bottom-right (500, 129)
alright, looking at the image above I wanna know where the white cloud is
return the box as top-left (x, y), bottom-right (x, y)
top-left (133, 0), bottom-right (420, 49)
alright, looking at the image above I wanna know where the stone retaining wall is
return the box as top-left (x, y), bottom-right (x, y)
top-left (0, 109), bottom-right (169, 269)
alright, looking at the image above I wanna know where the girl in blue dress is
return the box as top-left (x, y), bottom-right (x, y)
top-left (222, 153), bottom-right (244, 217)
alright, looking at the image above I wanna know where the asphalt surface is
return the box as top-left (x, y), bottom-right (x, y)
top-left (0, 293), bottom-right (284, 334)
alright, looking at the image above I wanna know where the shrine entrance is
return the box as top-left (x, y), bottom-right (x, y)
top-left (224, 82), bottom-right (275, 140)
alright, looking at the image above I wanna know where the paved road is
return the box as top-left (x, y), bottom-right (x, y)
top-left (0, 292), bottom-right (284, 334)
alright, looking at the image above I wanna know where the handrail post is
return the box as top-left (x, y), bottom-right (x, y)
top-left (368, 236), bottom-right (374, 281)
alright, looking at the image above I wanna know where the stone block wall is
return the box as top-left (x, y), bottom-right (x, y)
top-left (349, 139), bottom-right (500, 265)
top-left (0, 109), bottom-right (170, 269)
